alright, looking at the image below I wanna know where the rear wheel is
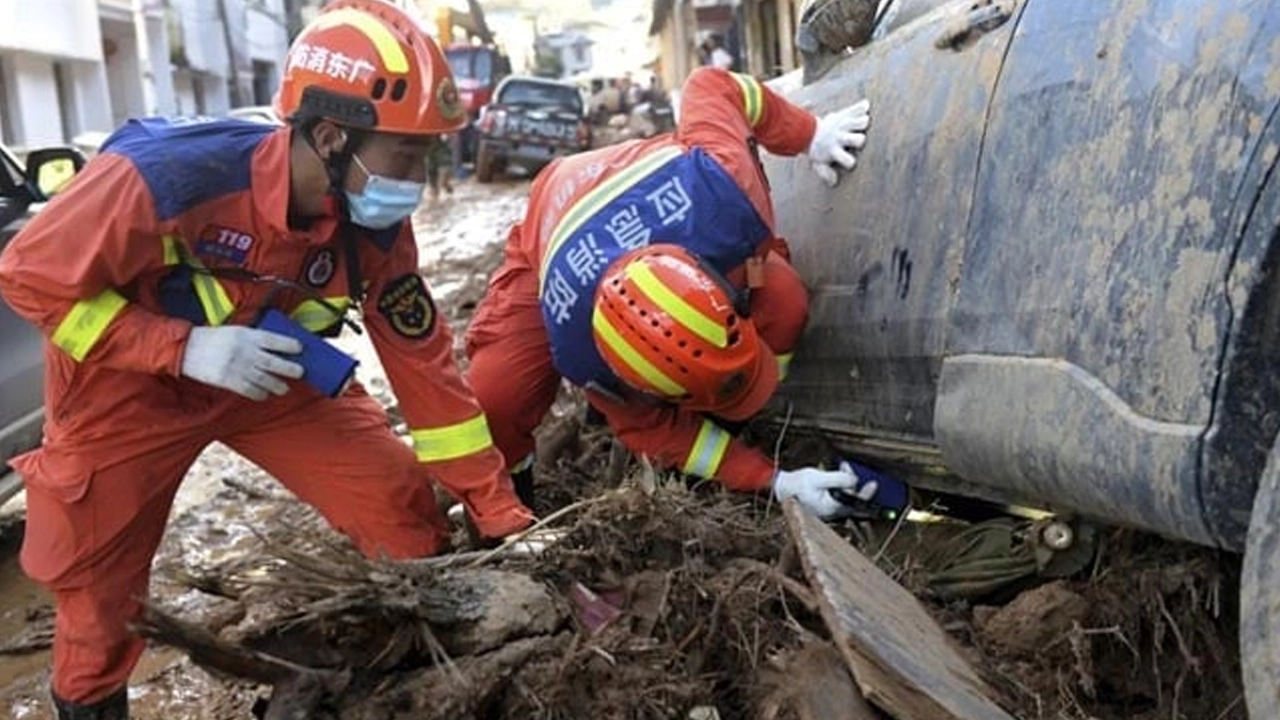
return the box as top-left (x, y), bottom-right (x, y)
top-left (1241, 436), bottom-right (1280, 718)
top-left (475, 142), bottom-right (498, 184)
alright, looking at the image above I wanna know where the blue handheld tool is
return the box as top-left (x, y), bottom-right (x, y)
top-left (255, 308), bottom-right (358, 398)
top-left (831, 460), bottom-right (911, 520)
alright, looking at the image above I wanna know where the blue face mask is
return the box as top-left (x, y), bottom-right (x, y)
top-left (344, 153), bottom-right (425, 229)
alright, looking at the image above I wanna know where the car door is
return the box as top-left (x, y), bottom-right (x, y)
top-left (763, 0), bottom-right (1023, 463)
top-left (937, 0), bottom-right (1280, 547)
top-left (0, 145), bottom-right (45, 483)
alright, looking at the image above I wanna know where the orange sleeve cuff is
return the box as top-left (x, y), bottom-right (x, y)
top-left (716, 438), bottom-right (777, 493)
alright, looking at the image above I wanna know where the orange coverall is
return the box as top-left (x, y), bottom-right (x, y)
top-left (0, 118), bottom-right (527, 703)
top-left (466, 68), bottom-right (818, 493)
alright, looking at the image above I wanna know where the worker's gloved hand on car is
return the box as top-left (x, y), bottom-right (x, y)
top-left (773, 465), bottom-right (878, 520)
top-left (181, 325), bottom-right (304, 401)
top-left (807, 98), bottom-right (871, 187)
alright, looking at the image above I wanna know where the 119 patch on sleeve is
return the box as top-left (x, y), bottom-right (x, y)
top-left (377, 273), bottom-right (437, 339)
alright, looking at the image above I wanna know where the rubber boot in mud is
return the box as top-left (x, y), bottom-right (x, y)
top-left (512, 466), bottom-right (535, 509)
top-left (53, 688), bottom-right (128, 720)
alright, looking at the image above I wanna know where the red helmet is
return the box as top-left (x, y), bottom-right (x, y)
top-left (592, 245), bottom-right (778, 421)
top-left (274, 0), bottom-right (465, 134)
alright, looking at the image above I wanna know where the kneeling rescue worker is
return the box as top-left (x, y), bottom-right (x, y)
top-left (465, 66), bottom-right (881, 521)
top-left (0, 1), bottom-right (533, 716)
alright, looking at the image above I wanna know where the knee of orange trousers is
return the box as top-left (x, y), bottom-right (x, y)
top-left (49, 563), bottom-right (149, 704)
top-left (749, 254), bottom-right (810, 354)
top-left (466, 346), bottom-right (560, 468)
top-left (313, 460), bottom-right (451, 561)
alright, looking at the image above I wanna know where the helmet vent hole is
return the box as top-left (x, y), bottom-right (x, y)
top-left (650, 320), bottom-right (659, 328)
top-left (639, 309), bottom-right (647, 317)
top-left (371, 78), bottom-right (388, 100)
top-left (678, 340), bottom-right (687, 348)
top-left (664, 330), bottom-right (672, 338)
top-left (391, 79), bottom-right (408, 101)
top-left (728, 331), bottom-right (740, 345)
top-left (692, 349), bottom-right (703, 358)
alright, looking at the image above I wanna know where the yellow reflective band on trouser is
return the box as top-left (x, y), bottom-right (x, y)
top-left (161, 235), bottom-right (235, 326)
top-left (51, 289), bottom-right (129, 362)
top-left (776, 352), bottom-right (793, 381)
top-left (628, 261), bottom-right (726, 348)
top-left (683, 419), bottom-right (732, 478)
top-left (731, 72), bottom-right (764, 127)
top-left (310, 8), bottom-right (410, 73)
top-left (291, 297), bottom-right (351, 333)
top-left (539, 147), bottom-right (683, 290)
top-left (411, 414), bottom-right (496, 462)
top-left (592, 310), bottom-right (686, 397)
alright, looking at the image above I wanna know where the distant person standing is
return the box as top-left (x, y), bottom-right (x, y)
top-left (700, 33), bottom-right (735, 71)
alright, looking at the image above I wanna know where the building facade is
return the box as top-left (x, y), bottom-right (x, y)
top-left (0, 0), bottom-right (291, 155)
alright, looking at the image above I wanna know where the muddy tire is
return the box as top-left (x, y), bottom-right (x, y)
top-left (1241, 438), bottom-right (1280, 718)
top-left (476, 143), bottom-right (498, 184)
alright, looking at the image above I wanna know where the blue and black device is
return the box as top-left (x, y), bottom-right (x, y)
top-left (830, 460), bottom-right (911, 521)
top-left (254, 308), bottom-right (359, 398)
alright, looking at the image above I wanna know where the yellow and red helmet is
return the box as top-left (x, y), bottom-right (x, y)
top-left (274, 0), bottom-right (465, 135)
top-left (592, 245), bottom-right (778, 421)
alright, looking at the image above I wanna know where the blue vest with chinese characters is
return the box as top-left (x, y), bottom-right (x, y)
top-left (539, 146), bottom-right (770, 391)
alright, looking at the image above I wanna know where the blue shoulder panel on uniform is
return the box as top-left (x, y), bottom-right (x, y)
top-left (101, 117), bottom-right (276, 221)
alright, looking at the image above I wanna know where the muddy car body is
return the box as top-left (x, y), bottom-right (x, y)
top-left (0, 143), bottom-right (85, 506)
top-left (764, 0), bottom-right (1280, 713)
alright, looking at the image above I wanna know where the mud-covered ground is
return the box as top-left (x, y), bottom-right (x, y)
top-left (0, 177), bottom-right (1247, 720)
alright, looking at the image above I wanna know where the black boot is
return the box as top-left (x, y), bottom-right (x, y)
top-left (53, 688), bottom-right (128, 720)
top-left (512, 466), bottom-right (536, 509)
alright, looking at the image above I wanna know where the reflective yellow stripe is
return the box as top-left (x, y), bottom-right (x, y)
top-left (628, 262), bottom-right (726, 348)
top-left (291, 297), bottom-right (351, 332)
top-left (162, 235), bottom-right (182, 266)
top-left (682, 419), bottom-right (732, 478)
top-left (162, 234), bottom-right (234, 326)
top-left (539, 147), bottom-right (682, 290)
top-left (731, 72), bottom-right (763, 127)
top-left (193, 273), bottom-right (234, 326)
top-left (51, 289), bottom-right (128, 362)
top-left (411, 414), bottom-right (495, 462)
top-left (776, 352), bottom-right (793, 381)
top-left (591, 310), bottom-right (686, 397)
top-left (311, 8), bottom-right (409, 73)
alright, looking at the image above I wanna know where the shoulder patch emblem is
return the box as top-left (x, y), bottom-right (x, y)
top-left (377, 273), bottom-right (436, 339)
top-left (304, 248), bottom-right (336, 287)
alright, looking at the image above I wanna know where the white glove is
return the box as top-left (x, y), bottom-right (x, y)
top-left (181, 325), bottom-right (305, 401)
top-left (773, 465), bottom-right (878, 520)
top-left (807, 98), bottom-right (871, 187)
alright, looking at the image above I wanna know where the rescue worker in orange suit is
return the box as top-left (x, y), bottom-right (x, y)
top-left (465, 66), bottom-right (879, 521)
top-left (0, 2), bottom-right (533, 717)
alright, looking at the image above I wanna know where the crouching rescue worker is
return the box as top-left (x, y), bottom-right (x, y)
top-left (0, 2), bottom-right (532, 716)
top-left (465, 66), bottom-right (878, 522)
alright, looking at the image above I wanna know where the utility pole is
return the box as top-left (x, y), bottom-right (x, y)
top-left (218, 0), bottom-right (245, 108)
top-left (131, 0), bottom-right (160, 114)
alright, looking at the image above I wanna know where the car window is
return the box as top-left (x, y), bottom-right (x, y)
top-left (498, 82), bottom-right (582, 113)
top-left (447, 49), bottom-right (493, 85)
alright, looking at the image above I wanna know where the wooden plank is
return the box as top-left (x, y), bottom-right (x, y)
top-left (784, 501), bottom-right (1017, 720)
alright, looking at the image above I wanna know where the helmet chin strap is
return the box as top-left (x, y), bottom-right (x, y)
top-left (299, 121), bottom-right (362, 221)
top-left (299, 121), bottom-right (370, 308)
